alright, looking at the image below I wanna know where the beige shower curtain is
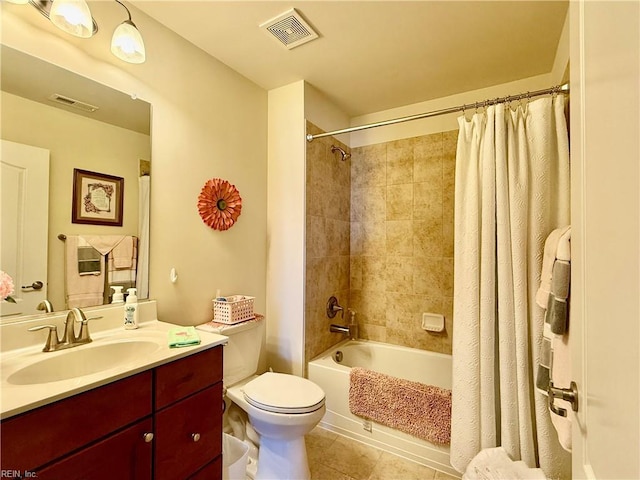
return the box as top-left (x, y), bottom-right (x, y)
top-left (450, 96), bottom-right (571, 479)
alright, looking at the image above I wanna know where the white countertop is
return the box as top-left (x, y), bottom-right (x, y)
top-left (1, 320), bottom-right (227, 420)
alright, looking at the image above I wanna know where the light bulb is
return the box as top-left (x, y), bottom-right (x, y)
top-left (49, 0), bottom-right (94, 38)
top-left (111, 20), bottom-right (146, 64)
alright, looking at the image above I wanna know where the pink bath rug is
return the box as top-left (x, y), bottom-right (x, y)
top-left (349, 367), bottom-right (451, 444)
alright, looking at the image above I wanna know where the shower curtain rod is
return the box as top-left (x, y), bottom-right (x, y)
top-left (306, 83), bottom-right (569, 142)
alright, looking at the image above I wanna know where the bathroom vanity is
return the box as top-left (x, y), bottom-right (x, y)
top-left (0, 302), bottom-right (227, 480)
top-left (2, 346), bottom-right (223, 479)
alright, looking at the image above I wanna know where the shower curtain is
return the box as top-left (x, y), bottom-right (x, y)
top-left (450, 96), bottom-right (571, 479)
top-left (136, 175), bottom-right (150, 299)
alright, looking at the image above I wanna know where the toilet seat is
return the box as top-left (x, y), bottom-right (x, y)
top-left (243, 372), bottom-right (325, 414)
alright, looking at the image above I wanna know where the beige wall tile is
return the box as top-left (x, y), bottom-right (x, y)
top-left (386, 220), bottom-right (413, 256)
top-left (305, 123), bottom-right (352, 363)
top-left (443, 218), bottom-right (455, 258)
top-left (308, 125), bottom-right (457, 356)
top-left (385, 257), bottom-right (414, 293)
top-left (350, 256), bottom-right (363, 291)
top-left (306, 215), bottom-right (327, 258)
top-left (361, 221), bottom-right (386, 256)
top-left (413, 220), bottom-right (443, 258)
top-left (442, 257), bottom-right (454, 297)
top-left (362, 256), bottom-right (387, 292)
top-left (414, 156), bottom-right (443, 190)
top-left (414, 257), bottom-right (443, 297)
top-left (361, 186), bottom-right (387, 222)
top-left (352, 144), bottom-right (386, 189)
top-left (387, 141), bottom-right (414, 185)
top-left (350, 221), bottom-right (363, 256)
top-left (359, 323), bottom-right (387, 343)
top-left (351, 289), bottom-right (387, 326)
top-left (414, 132), bottom-right (443, 185)
top-left (386, 184), bottom-right (413, 220)
top-left (414, 182), bottom-right (443, 222)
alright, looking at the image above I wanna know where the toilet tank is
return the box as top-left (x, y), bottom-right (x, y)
top-left (217, 317), bottom-right (265, 387)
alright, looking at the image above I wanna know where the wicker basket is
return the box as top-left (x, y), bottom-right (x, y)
top-left (212, 295), bottom-right (255, 324)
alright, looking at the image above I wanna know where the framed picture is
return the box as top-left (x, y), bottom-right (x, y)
top-left (72, 169), bottom-right (124, 226)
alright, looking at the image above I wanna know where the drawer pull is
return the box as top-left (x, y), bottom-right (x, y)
top-left (143, 432), bottom-right (154, 443)
top-left (191, 433), bottom-right (201, 442)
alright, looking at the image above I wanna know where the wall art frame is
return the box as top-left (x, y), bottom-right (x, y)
top-left (72, 168), bottom-right (124, 226)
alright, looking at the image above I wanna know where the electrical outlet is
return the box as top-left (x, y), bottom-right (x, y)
top-left (363, 420), bottom-right (372, 432)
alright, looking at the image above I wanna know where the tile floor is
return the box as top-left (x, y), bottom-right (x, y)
top-left (305, 427), bottom-right (460, 480)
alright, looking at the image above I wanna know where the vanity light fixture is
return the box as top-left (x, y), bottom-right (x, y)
top-left (28, 0), bottom-right (98, 37)
top-left (111, 0), bottom-right (146, 64)
top-left (49, 0), bottom-right (94, 37)
top-left (19, 1), bottom-right (146, 64)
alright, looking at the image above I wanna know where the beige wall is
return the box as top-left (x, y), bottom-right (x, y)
top-left (1, 4), bottom-right (268, 326)
top-left (304, 122), bottom-right (351, 364)
top-left (1, 91), bottom-right (149, 310)
top-left (266, 81), bottom-right (306, 375)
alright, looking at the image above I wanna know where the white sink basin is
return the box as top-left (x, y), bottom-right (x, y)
top-left (7, 340), bottom-right (161, 385)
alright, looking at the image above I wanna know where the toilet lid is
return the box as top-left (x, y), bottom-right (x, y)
top-left (242, 372), bottom-right (325, 414)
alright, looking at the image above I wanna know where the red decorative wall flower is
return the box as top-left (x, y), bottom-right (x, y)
top-left (197, 178), bottom-right (242, 231)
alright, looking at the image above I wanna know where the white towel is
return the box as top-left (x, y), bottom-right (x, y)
top-left (462, 447), bottom-right (547, 480)
top-left (65, 236), bottom-right (104, 308)
top-left (81, 235), bottom-right (125, 256)
top-left (556, 228), bottom-right (571, 262)
top-left (550, 330), bottom-right (572, 452)
top-left (536, 226), bottom-right (571, 308)
top-left (536, 227), bottom-right (572, 453)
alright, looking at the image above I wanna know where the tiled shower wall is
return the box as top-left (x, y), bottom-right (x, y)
top-left (349, 131), bottom-right (457, 355)
top-left (304, 124), bottom-right (457, 361)
top-left (304, 122), bottom-right (351, 364)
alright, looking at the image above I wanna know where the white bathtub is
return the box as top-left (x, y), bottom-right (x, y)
top-left (308, 339), bottom-right (457, 476)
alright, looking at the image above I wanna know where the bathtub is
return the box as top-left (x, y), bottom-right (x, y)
top-left (308, 339), bottom-right (457, 476)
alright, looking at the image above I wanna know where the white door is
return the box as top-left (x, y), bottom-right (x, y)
top-left (0, 140), bottom-right (50, 318)
top-left (570, 2), bottom-right (640, 478)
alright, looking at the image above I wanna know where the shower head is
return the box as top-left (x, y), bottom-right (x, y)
top-left (331, 145), bottom-right (351, 161)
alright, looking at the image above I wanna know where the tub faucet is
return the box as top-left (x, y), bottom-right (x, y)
top-left (330, 308), bottom-right (358, 340)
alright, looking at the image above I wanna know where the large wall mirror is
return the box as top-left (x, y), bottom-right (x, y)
top-left (0, 45), bottom-right (151, 322)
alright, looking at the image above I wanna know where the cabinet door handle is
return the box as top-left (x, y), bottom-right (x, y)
top-left (191, 433), bottom-right (201, 442)
top-left (143, 432), bottom-right (154, 443)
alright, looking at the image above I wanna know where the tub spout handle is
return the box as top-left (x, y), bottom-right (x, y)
top-left (327, 296), bottom-right (344, 319)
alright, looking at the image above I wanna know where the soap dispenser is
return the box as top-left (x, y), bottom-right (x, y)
top-left (124, 287), bottom-right (139, 330)
top-left (111, 286), bottom-right (124, 304)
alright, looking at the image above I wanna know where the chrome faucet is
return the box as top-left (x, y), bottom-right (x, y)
top-left (28, 308), bottom-right (101, 352)
top-left (330, 308), bottom-right (358, 340)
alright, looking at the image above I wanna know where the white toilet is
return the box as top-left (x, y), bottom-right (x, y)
top-left (214, 317), bottom-right (326, 480)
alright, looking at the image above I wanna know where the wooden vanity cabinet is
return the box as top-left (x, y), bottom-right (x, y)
top-left (37, 418), bottom-right (154, 480)
top-left (1, 371), bottom-right (153, 478)
top-left (154, 346), bottom-right (223, 480)
top-left (0, 346), bottom-right (224, 480)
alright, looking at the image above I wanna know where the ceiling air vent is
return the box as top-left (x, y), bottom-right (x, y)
top-left (48, 94), bottom-right (99, 113)
top-left (260, 8), bottom-right (319, 50)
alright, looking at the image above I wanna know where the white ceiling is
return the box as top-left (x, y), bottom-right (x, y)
top-left (1, 45), bottom-right (151, 135)
top-left (134, 1), bottom-right (569, 116)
